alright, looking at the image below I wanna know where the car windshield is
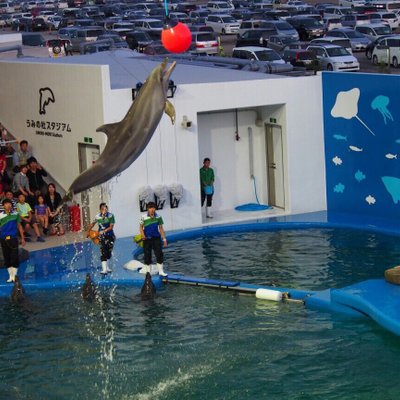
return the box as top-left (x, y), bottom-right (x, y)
top-left (375, 25), bottom-right (392, 34)
top-left (255, 49), bottom-right (281, 61)
top-left (197, 33), bottom-right (215, 40)
top-left (218, 3), bottom-right (230, 8)
top-left (345, 30), bottom-right (365, 38)
top-left (86, 30), bottom-right (103, 37)
top-left (221, 16), bottom-right (236, 23)
top-left (297, 51), bottom-right (315, 60)
top-left (326, 46), bottom-right (350, 56)
top-left (134, 32), bottom-right (151, 40)
top-left (356, 15), bottom-right (369, 20)
top-left (149, 20), bottom-right (163, 28)
top-left (383, 13), bottom-right (396, 18)
top-left (274, 22), bottom-right (293, 30)
top-left (302, 19), bottom-right (323, 27)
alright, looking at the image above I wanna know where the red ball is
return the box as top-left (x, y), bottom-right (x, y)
top-left (161, 22), bottom-right (192, 53)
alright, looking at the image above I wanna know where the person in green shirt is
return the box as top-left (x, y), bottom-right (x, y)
top-left (200, 157), bottom-right (215, 218)
top-left (0, 198), bottom-right (26, 283)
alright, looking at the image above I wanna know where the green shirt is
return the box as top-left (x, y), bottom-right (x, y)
top-left (200, 167), bottom-right (214, 188)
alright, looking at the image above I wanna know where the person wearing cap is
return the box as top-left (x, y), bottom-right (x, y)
top-left (86, 202), bottom-right (115, 275)
top-left (139, 201), bottom-right (168, 276)
top-left (0, 198), bottom-right (25, 283)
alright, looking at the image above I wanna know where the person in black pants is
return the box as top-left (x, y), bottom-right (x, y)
top-left (0, 198), bottom-right (25, 283)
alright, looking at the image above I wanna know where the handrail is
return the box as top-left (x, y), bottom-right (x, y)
top-left (0, 45), bottom-right (24, 57)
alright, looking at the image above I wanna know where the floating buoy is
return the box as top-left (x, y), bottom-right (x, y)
top-left (161, 21), bottom-right (192, 53)
top-left (255, 288), bottom-right (283, 302)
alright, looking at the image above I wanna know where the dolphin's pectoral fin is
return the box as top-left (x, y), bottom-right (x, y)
top-left (96, 122), bottom-right (121, 138)
top-left (165, 100), bottom-right (176, 125)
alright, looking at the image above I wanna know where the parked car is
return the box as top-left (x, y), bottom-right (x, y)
top-left (267, 20), bottom-right (299, 40)
top-left (46, 38), bottom-right (72, 57)
top-left (311, 36), bottom-right (353, 53)
top-left (97, 33), bottom-right (129, 48)
top-left (232, 46), bottom-right (286, 63)
top-left (69, 27), bottom-right (105, 51)
top-left (340, 13), bottom-right (370, 28)
top-left (189, 10), bottom-right (209, 23)
top-left (365, 33), bottom-right (394, 58)
top-left (323, 6), bottom-right (353, 18)
top-left (47, 15), bottom-right (62, 30)
top-left (373, 11), bottom-right (399, 29)
top-left (192, 31), bottom-right (219, 54)
top-left (371, 35), bottom-right (400, 66)
top-left (339, 0), bottom-right (366, 8)
top-left (207, 1), bottom-right (235, 13)
top-left (355, 23), bottom-right (392, 39)
top-left (327, 27), bottom-right (372, 51)
top-left (168, 12), bottom-right (192, 26)
top-left (143, 41), bottom-right (171, 55)
top-left (206, 14), bottom-right (240, 34)
top-left (267, 34), bottom-right (300, 52)
top-left (175, 2), bottom-right (198, 14)
top-left (21, 32), bottom-right (46, 46)
top-left (286, 16), bottom-right (325, 41)
top-left (323, 16), bottom-right (343, 31)
top-left (125, 30), bottom-right (153, 52)
top-left (282, 48), bottom-right (318, 68)
top-left (307, 43), bottom-right (360, 71)
top-left (238, 19), bottom-right (269, 36)
top-left (134, 18), bottom-right (164, 39)
top-left (235, 28), bottom-right (275, 47)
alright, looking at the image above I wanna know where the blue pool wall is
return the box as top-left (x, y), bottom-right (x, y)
top-left (322, 72), bottom-right (400, 218)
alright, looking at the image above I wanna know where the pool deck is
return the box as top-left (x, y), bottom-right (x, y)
top-left (1, 210), bottom-right (400, 336)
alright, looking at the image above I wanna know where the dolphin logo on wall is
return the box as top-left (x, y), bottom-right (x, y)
top-left (64, 59), bottom-right (176, 200)
top-left (39, 87), bottom-right (55, 115)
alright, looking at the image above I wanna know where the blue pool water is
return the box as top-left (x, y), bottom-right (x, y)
top-left (1, 227), bottom-right (400, 399)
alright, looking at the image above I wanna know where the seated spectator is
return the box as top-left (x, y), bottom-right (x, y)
top-left (13, 140), bottom-right (32, 172)
top-left (16, 193), bottom-right (45, 242)
top-left (0, 190), bottom-right (17, 213)
top-left (34, 194), bottom-right (50, 235)
top-left (0, 146), bottom-right (11, 192)
top-left (12, 164), bottom-right (35, 206)
top-left (44, 183), bottom-right (65, 236)
top-left (27, 157), bottom-right (48, 197)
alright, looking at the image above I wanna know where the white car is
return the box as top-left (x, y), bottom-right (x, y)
top-left (232, 46), bottom-right (286, 64)
top-left (307, 43), bottom-right (360, 71)
top-left (376, 12), bottom-right (399, 30)
top-left (206, 14), bottom-right (240, 34)
top-left (355, 23), bottom-right (392, 40)
top-left (339, 0), bottom-right (365, 7)
top-left (371, 35), bottom-right (400, 67)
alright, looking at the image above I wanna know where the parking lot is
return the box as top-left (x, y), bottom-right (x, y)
top-left (1, 12), bottom-right (400, 75)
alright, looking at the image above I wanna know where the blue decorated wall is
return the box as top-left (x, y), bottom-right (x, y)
top-left (322, 72), bottom-right (400, 217)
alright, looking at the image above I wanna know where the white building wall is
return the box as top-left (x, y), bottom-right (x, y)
top-left (0, 59), bottom-right (326, 239)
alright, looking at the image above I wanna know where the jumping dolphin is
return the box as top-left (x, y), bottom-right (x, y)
top-left (141, 272), bottom-right (156, 301)
top-left (11, 276), bottom-right (26, 305)
top-left (64, 59), bottom-right (176, 201)
top-left (82, 273), bottom-right (97, 301)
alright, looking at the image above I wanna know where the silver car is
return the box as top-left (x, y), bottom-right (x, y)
top-left (327, 28), bottom-right (372, 52)
top-left (307, 43), bottom-right (360, 71)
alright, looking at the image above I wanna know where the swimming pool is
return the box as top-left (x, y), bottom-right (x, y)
top-left (1, 226), bottom-right (400, 399)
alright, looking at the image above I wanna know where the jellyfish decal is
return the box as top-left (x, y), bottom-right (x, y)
top-left (371, 95), bottom-right (394, 125)
top-left (331, 88), bottom-right (375, 136)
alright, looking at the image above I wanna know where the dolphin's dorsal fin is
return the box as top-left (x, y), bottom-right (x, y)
top-left (96, 122), bottom-right (120, 138)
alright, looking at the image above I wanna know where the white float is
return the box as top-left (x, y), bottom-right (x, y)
top-left (255, 288), bottom-right (283, 302)
top-left (123, 260), bottom-right (158, 275)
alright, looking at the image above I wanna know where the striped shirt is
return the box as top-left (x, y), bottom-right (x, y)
top-left (0, 211), bottom-right (21, 239)
top-left (140, 212), bottom-right (163, 238)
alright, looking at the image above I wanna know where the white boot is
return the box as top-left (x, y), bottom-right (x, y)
top-left (7, 267), bottom-right (17, 283)
top-left (157, 263), bottom-right (168, 277)
top-left (140, 264), bottom-right (150, 274)
top-left (101, 260), bottom-right (110, 275)
top-left (206, 207), bottom-right (213, 218)
top-left (7, 267), bottom-right (13, 283)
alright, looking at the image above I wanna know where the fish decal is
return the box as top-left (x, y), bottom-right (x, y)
top-left (332, 156), bottom-right (342, 166)
top-left (333, 183), bottom-right (345, 193)
top-left (365, 195), bottom-right (376, 205)
top-left (349, 145), bottom-right (363, 152)
top-left (385, 153), bottom-right (397, 159)
top-left (382, 176), bottom-right (400, 204)
top-left (333, 134), bottom-right (347, 141)
top-left (64, 59), bottom-right (176, 200)
top-left (355, 170), bottom-right (366, 182)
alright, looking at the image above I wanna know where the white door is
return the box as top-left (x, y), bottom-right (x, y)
top-left (266, 124), bottom-right (285, 208)
top-left (78, 143), bottom-right (103, 230)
